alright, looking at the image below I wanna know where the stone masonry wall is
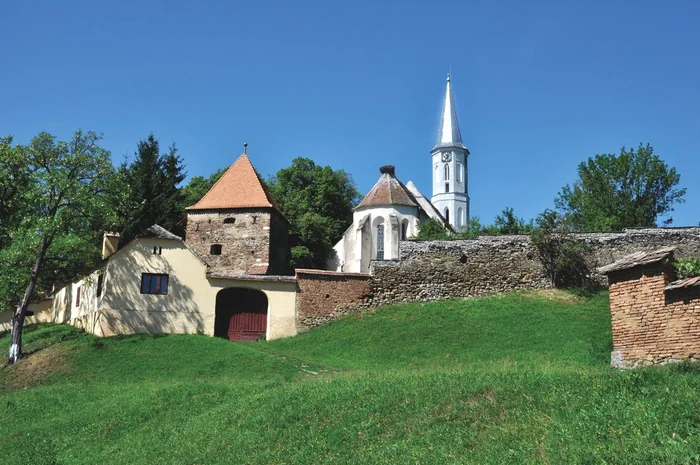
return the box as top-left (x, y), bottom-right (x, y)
top-left (608, 264), bottom-right (700, 368)
top-left (295, 269), bottom-right (372, 332)
top-left (296, 227), bottom-right (700, 332)
top-left (370, 228), bottom-right (700, 306)
top-left (186, 208), bottom-right (273, 275)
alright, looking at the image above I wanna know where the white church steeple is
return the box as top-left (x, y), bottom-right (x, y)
top-left (431, 73), bottom-right (470, 232)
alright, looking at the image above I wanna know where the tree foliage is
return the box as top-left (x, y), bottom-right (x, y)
top-left (556, 144), bottom-right (686, 231)
top-left (530, 209), bottom-right (592, 288)
top-left (493, 207), bottom-right (532, 235)
top-left (116, 134), bottom-right (186, 242)
top-left (180, 167), bottom-right (226, 210)
top-left (0, 131), bottom-right (115, 363)
top-left (267, 158), bottom-right (360, 269)
top-left (415, 218), bottom-right (450, 240)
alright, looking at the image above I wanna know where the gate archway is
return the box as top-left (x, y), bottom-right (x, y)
top-left (214, 288), bottom-right (268, 341)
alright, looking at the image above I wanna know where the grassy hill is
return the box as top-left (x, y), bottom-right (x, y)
top-left (2, 291), bottom-right (700, 464)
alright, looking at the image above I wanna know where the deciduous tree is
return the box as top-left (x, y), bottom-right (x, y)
top-left (556, 144), bottom-right (686, 231)
top-left (267, 158), bottom-right (360, 269)
top-left (2, 131), bottom-right (115, 364)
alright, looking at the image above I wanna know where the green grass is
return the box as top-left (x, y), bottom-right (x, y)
top-left (2, 290), bottom-right (700, 464)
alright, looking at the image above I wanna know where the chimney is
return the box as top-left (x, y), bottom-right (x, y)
top-left (379, 165), bottom-right (395, 176)
top-left (102, 232), bottom-right (120, 259)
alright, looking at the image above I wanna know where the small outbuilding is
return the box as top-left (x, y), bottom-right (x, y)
top-left (600, 247), bottom-right (700, 368)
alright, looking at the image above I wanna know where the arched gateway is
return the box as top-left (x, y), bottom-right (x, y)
top-left (214, 288), bottom-right (268, 341)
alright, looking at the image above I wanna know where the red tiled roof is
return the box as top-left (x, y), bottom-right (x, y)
top-left (187, 154), bottom-right (282, 213)
top-left (356, 166), bottom-right (418, 209)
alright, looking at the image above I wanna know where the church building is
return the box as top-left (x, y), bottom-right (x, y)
top-left (330, 74), bottom-right (469, 272)
top-left (431, 73), bottom-right (470, 231)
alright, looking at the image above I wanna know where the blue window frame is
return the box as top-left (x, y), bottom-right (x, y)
top-left (141, 273), bottom-right (169, 295)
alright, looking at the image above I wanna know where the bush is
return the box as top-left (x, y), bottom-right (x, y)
top-left (674, 258), bottom-right (700, 280)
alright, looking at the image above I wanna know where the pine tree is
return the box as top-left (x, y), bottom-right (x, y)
top-left (118, 134), bottom-right (186, 242)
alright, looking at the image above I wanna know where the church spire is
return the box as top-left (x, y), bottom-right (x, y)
top-left (434, 73), bottom-right (467, 151)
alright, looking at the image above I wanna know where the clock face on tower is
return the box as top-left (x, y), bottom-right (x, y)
top-left (441, 152), bottom-right (452, 162)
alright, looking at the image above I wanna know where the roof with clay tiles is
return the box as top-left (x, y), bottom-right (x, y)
top-left (356, 166), bottom-right (418, 209)
top-left (187, 153), bottom-right (283, 214)
top-left (598, 247), bottom-right (675, 274)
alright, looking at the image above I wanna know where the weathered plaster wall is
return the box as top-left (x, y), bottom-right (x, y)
top-left (50, 237), bottom-right (298, 341)
top-left (0, 300), bottom-right (53, 333)
top-left (207, 276), bottom-right (298, 341)
top-left (295, 269), bottom-right (372, 332)
top-left (608, 264), bottom-right (700, 368)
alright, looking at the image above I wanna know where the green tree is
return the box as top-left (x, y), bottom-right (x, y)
top-left (117, 134), bottom-right (186, 241)
top-left (1, 131), bottom-right (115, 364)
top-left (530, 209), bottom-right (591, 288)
top-left (0, 136), bottom-right (31, 250)
top-left (416, 218), bottom-right (450, 240)
top-left (267, 158), bottom-right (360, 269)
top-left (180, 167), bottom-right (226, 209)
top-left (556, 144), bottom-right (686, 231)
top-left (494, 207), bottom-right (532, 234)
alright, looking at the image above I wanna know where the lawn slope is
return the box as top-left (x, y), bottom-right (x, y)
top-left (2, 291), bottom-right (700, 464)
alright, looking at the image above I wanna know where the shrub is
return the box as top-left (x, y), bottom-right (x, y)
top-left (674, 258), bottom-right (700, 280)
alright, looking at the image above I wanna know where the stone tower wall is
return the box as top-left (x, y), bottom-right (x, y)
top-left (186, 208), bottom-right (281, 275)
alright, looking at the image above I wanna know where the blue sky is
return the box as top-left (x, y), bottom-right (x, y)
top-left (2, 0), bottom-right (698, 226)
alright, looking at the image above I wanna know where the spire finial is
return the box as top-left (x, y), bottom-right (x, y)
top-left (243, 142), bottom-right (248, 154)
top-left (447, 66), bottom-right (451, 82)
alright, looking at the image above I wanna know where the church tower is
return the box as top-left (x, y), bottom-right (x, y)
top-left (430, 73), bottom-right (470, 231)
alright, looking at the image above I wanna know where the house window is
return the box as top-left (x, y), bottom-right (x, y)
top-left (76, 286), bottom-right (81, 307)
top-left (97, 274), bottom-right (104, 297)
top-left (376, 224), bottom-right (384, 260)
top-left (210, 244), bottom-right (222, 255)
top-left (141, 273), bottom-right (169, 295)
top-left (223, 217), bottom-right (236, 224)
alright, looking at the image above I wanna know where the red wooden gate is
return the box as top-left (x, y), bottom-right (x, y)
top-left (227, 310), bottom-right (267, 341)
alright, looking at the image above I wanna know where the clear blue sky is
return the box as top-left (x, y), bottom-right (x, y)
top-left (2, 0), bottom-right (698, 226)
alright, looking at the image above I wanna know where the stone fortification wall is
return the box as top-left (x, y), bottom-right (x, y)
top-left (295, 269), bottom-right (372, 332)
top-left (296, 228), bottom-right (700, 331)
top-left (370, 228), bottom-right (700, 306)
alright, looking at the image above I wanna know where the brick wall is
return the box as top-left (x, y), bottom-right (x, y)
top-left (608, 264), bottom-right (700, 368)
top-left (186, 208), bottom-right (290, 275)
top-left (295, 269), bottom-right (372, 332)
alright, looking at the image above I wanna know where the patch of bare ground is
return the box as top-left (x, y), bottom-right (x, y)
top-left (1, 345), bottom-right (72, 389)
top-left (516, 289), bottom-right (582, 303)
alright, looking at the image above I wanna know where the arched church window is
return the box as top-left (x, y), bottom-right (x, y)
top-left (401, 219), bottom-right (409, 240)
top-left (434, 165), bottom-right (439, 182)
top-left (456, 163), bottom-right (462, 183)
top-left (444, 208), bottom-right (450, 223)
top-left (444, 164), bottom-right (450, 181)
top-left (457, 207), bottom-right (463, 228)
top-left (376, 224), bottom-right (385, 260)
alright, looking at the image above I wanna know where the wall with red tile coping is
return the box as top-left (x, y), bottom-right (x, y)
top-left (295, 269), bottom-right (372, 332)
